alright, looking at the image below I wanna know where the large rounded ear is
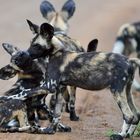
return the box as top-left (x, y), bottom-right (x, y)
top-left (61, 0), bottom-right (75, 20)
top-left (26, 19), bottom-right (39, 34)
top-left (40, 0), bottom-right (55, 21)
top-left (2, 43), bottom-right (19, 56)
top-left (87, 39), bottom-right (98, 52)
top-left (0, 64), bottom-right (17, 80)
top-left (40, 23), bottom-right (54, 39)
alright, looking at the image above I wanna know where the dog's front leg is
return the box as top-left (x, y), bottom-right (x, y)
top-left (42, 90), bottom-right (64, 134)
top-left (54, 87), bottom-right (72, 132)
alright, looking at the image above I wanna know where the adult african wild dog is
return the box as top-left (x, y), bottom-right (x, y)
top-left (27, 17), bottom-right (84, 122)
top-left (39, 0), bottom-right (81, 121)
top-left (40, 0), bottom-right (97, 120)
top-left (26, 22), bottom-right (140, 140)
top-left (113, 22), bottom-right (140, 91)
top-left (0, 43), bottom-right (71, 133)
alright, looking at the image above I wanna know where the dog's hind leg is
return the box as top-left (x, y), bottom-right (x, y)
top-left (110, 89), bottom-right (134, 140)
top-left (16, 109), bottom-right (31, 132)
top-left (125, 80), bottom-right (140, 137)
top-left (68, 86), bottom-right (79, 121)
top-left (132, 79), bottom-right (140, 91)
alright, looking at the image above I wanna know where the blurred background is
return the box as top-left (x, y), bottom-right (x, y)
top-left (0, 0), bottom-right (140, 140)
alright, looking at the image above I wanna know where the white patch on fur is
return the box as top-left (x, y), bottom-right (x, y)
top-left (132, 79), bottom-right (140, 90)
top-left (112, 41), bottom-right (124, 54)
top-left (129, 38), bottom-right (137, 51)
top-left (47, 82), bottom-right (50, 89)
top-left (40, 80), bottom-right (44, 86)
top-left (123, 77), bottom-right (126, 81)
top-left (45, 94), bottom-right (53, 108)
top-left (40, 81), bottom-right (46, 88)
top-left (52, 36), bottom-right (64, 50)
top-left (119, 120), bottom-right (130, 137)
top-left (51, 79), bottom-right (57, 86)
top-left (34, 36), bottom-right (49, 48)
top-left (7, 119), bottom-right (19, 127)
top-left (127, 124), bottom-right (137, 136)
top-left (44, 56), bottom-right (49, 63)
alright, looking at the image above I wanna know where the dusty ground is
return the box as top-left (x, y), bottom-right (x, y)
top-left (0, 0), bottom-right (140, 140)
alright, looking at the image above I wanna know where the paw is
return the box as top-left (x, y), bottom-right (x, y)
top-left (110, 134), bottom-right (123, 140)
top-left (70, 111), bottom-right (79, 121)
top-left (58, 124), bottom-right (71, 132)
top-left (8, 127), bottom-right (18, 132)
top-left (39, 127), bottom-right (56, 134)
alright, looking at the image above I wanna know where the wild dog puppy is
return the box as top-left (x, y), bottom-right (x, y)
top-left (27, 23), bottom-right (140, 139)
top-left (0, 43), bottom-right (50, 128)
top-left (0, 43), bottom-right (71, 134)
top-left (0, 86), bottom-right (52, 133)
top-left (113, 22), bottom-right (140, 91)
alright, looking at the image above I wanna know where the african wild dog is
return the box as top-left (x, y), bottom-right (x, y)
top-left (0, 87), bottom-right (50, 133)
top-left (40, 0), bottom-right (80, 121)
top-left (40, 0), bottom-right (98, 120)
top-left (0, 43), bottom-right (71, 133)
top-left (26, 22), bottom-right (140, 139)
top-left (40, 0), bottom-right (99, 120)
top-left (113, 22), bottom-right (140, 91)
top-left (0, 43), bottom-right (48, 127)
top-left (0, 43), bottom-right (47, 127)
top-left (0, 98), bottom-right (31, 133)
top-left (26, 15), bottom-right (85, 121)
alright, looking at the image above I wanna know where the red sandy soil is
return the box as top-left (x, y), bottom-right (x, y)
top-left (0, 0), bottom-right (140, 140)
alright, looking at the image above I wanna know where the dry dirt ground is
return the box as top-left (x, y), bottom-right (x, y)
top-left (0, 0), bottom-right (140, 140)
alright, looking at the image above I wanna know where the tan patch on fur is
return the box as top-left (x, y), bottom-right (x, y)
top-left (60, 53), bottom-right (77, 72)
top-left (10, 63), bottom-right (23, 72)
top-left (18, 73), bottom-right (33, 79)
top-left (12, 110), bottom-right (27, 127)
top-left (50, 13), bottom-right (68, 33)
top-left (118, 23), bottom-right (136, 36)
top-left (90, 53), bottom-right (107, 65)
top-left (52, 36), bottom-right (64, 50)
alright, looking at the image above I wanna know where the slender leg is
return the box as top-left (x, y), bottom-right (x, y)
top-left (125, 80), bottom-right (140, 137)
top-left (63, 88), bottom-right (70, 113)
top-left (69, 86), bottom-right (79, 121)
top-left (17, 109), bottom-right (31, 132)
top-left (110, 89), bottom-right (134, 140)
